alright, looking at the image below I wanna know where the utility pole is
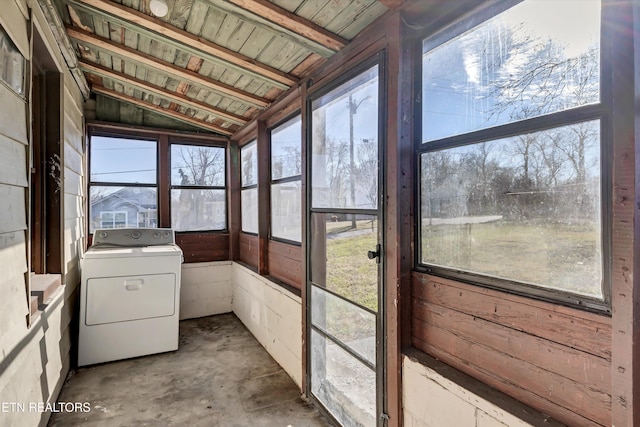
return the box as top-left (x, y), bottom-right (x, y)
top-left (349, 94), bottom-right (356, 228)
top-left (348, 94), bottom-right (370, 229)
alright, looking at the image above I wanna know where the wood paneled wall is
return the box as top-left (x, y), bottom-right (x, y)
top-left (411, 273), bottom-right (611, 426)
top-left (238, 232), bottom-right (259, 268)
top-left (268, 240), bottom-right (302, 290)
top-left (176, 233), bottom-right (229, 263)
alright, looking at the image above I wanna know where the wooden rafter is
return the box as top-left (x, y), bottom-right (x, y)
top-left (37, 0), bottom-right (90, 99)
top-left (67, 0), bottom-right (296, 88)
top-left (80, 60), bottom-right (248, 126)
top-left (225, 0), bottom-right (348, 52)
top-left (66, 26), bottom-right (271, 108)
top-left (200, 0), bottom-right (346, 57)
top-left (92, 85), bottom-right (234, 135)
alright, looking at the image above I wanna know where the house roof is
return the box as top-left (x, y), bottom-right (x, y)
top-left (51, 0), bottom-right (399, 136)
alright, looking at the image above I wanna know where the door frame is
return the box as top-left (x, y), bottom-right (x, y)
top-left (304, 50), bottom-right (388, 426)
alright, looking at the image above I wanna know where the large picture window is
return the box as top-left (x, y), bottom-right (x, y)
top-left (241, 140), bottom-right (258, 234)
top-left (170, 144), bottom-right (226, 231)
top-left (89, 136), bottom-right (157, 234)
top-left (418, 0), bottom-right (606, 308)
top-left (270, 116), bottom-right (301, 243)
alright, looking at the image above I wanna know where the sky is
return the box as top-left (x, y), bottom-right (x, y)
top-left (90, 136), bottom-right (157, 184)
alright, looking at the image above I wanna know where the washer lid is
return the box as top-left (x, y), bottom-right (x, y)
top-left (83, 245), bottom-right (182, 259)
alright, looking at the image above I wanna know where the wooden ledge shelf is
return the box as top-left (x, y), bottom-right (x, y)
top-left (30, 273), bottom-right (62, 310)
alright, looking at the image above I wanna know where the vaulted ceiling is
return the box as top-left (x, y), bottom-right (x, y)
top-left (51, 0), bottom-right (398, 136)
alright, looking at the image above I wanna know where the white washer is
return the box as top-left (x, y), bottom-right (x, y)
top-left (78, 228), bottom-right (183, 367)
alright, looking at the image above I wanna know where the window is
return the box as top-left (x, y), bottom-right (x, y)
top-left (170, 144), bottom-right (226, 231)
top-left (418, 0), bottom-right (606, 308)
top-left (270, 116), bottom-right (302, 242)
top-left (0, 23), bottom-right (25, 96)
top-left (99, 211), bottom-right (128, 229)
top-left (241, 140), bottom-right (258, 234)
top-left (89, 136), bottom-right (157, 234)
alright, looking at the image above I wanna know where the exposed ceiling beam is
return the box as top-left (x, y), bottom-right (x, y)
top-left (200, 0), bottom-right (345, 57)
top-left (67, 0), bottom-right (295, 88)
top-left (225, 0), bottom-right (347, 52)
top-left (66, 26), bottom-right (271, 108)
top-left (93, 85), bottom-right (234, 135)
top-left (37, 0), bottom-right (90, 99)
top-left (80, 60), bottom-right (248, 126)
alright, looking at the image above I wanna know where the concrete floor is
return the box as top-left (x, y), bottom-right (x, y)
top-left (49, 314), bottom-right (333, 426)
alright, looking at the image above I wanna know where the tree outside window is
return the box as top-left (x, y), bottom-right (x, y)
top-left (171, 144), bottom-right (226, 231)
top-left (419, 0), bottom-right (605, 304)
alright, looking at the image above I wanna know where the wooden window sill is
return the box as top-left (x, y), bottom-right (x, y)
top-left (30, 273), bottom-right (62, 315)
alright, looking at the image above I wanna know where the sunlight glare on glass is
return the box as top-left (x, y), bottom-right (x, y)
top-left (503, 0), bottom-right (600, 58)
top-left (422, 0), bottom-right (601, 142)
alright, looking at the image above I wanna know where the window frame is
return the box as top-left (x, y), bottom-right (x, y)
top-left (87, 127), bottom-right (229, 241)
top-left (169, 140), bottom-right (228, 232)
top-left (0, 23), bottom-right (26, 97)
top-left (414, 0), bottom-right (612, 313)
top-left (269, 115), bottom-right (302, 245)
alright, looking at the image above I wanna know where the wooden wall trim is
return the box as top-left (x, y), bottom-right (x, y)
top-left (299, 81), bottom-right (308, 396)
top-left (608, 0), bottom-right (640, 424)
top-left (257, 120), bottom-right (270, 275)
top-left (383, 10), bottom-right (411, 427)
top-left (87, 121), bottom-right (227, 142)
top-left (158, 134), bottom-right (170, 228)
top-left (228, 141), bottom-right (240, 261)
top-left (45, 71), bottom-right (62, 275)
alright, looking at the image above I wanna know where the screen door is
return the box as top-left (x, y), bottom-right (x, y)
top-left (307, 61), bottom-right (384, 427)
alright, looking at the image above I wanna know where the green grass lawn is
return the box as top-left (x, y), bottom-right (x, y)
top-left (324, 220), bottom-right (379, 312)
top-left (421, 220), bottom-right (602, 297)
top-left (313, 218), bottom-right (602, 346)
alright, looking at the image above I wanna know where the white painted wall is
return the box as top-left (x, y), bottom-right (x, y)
top-left (403, 355), bottom-right (560, 427)
top-left (180, 261), bottom-right (233, 320)
top-left (177, 262), bottom-right (302, 387)
top-left (0, 1), bottom-right (85, 426)
top-left (0, 289), bottom-right (73, 427)
top-left (232, 263), bottom-right (303, 388)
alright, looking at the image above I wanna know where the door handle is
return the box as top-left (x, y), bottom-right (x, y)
top-left (125, 279), bottom-right (143, 291)
top-left (367, 244), bottom-right (381, 264)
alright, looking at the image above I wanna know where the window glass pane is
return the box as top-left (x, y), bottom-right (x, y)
top-left (420, 120), bottom-right (602, 297)
top-left (171, 189), bottom-right (226, 231)
top-left (310, 213), bottom-right (378, 311)
top-left (0, 25), bottom-right (25, 95)
top-left (271, 180), bottom-right (301, 242)
top-left (171, 145), bottom-right (225, 186)
top-left (241, 141), bottom-right (257, 187)
top-left (312, 66), bottom-right (378, 209)
top-left (310, 330), bottom-right (376, 427)
top-left (90, 136), bottom-right (157, 183)
top-left (311, 286), bottom-right (376, 365)
top-left (422, 0), bottom-right (600, 142)
top-left (271, 116), bottom-right (301, 180)
top-left (89, 186), bottom-right (157, 233)
top-left (241, 188), bottom-right (258, 234)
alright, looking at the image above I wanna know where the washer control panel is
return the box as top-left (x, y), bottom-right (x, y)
top-left (92, 228), bottom-right (175, 247)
